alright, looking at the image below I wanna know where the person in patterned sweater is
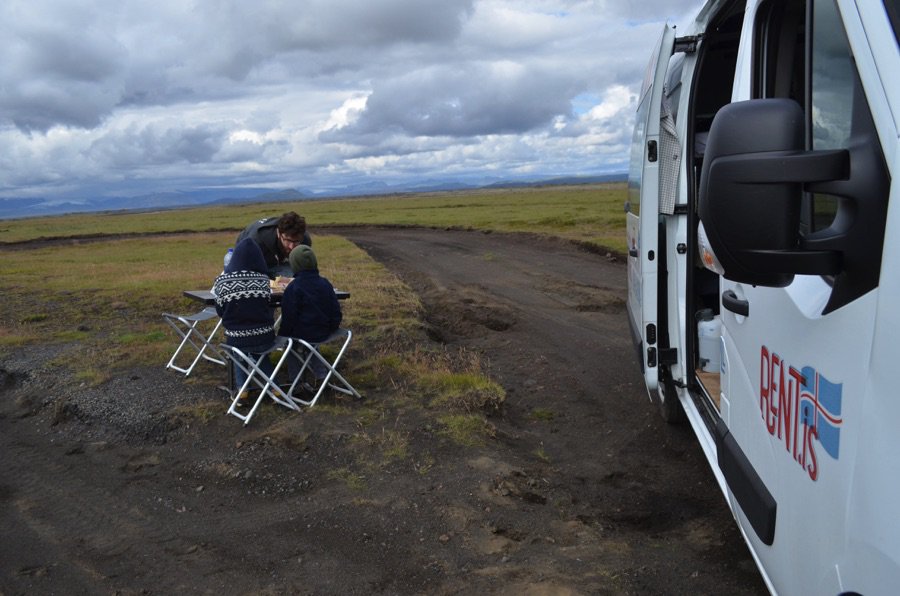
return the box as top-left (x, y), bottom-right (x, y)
top-left (213, 238), bottom-right (276, 402)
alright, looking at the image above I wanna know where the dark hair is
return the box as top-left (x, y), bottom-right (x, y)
top-left (277, 212), bottom-right (306, 238)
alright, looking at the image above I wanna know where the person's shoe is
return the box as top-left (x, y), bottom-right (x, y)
top-left (235, 391), bottom-right (253, 407)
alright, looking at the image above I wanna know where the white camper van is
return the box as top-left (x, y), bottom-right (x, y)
top-left (626, 0), bottom-right (899, 593)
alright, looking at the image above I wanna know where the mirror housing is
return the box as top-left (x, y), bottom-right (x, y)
top-left (698, 99), bottom-right (846, 287)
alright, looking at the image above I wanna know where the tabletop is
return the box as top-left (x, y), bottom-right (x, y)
top-left (184, 288), bottom-right (350, 306)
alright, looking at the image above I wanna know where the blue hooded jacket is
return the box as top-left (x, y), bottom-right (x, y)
top-left (213, 238), bottom-right (275, 348)
top-left (278, 268), bottom-right (342, 344)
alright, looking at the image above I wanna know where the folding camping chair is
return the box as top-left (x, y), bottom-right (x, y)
top-left (163, 307), bottom-right (227, 376)
top-left (283, 328), bottom-right (361, 408)
top-left (223, 337), bottom-right (298, 425)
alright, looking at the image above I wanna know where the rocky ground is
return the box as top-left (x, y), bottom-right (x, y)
top-left (0, 227), bottom-right (767, 595)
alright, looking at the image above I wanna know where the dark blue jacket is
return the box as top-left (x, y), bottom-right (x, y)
top-left (213, 238), bottom-right (275, 349)
top-left (278, 270), bottom-right (342, 343)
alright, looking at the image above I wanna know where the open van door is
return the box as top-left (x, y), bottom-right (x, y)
top-left (626, 24), bottom-right (675, 393)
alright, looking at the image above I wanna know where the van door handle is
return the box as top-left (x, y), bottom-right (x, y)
top-left (629, 249), bottom-right (639, 258)
top-left (722, 290), bottom-right (749, 316)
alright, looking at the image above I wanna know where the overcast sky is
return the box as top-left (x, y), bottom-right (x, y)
top-left (0, 0), bottom-right (703, 202)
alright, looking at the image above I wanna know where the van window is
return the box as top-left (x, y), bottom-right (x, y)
top-left (888, 0), bottom-right (900, 44)
top-left (756, 0), bottom-right (878, 234)
top-left (755, 0), bottom-right (890, 310)
top-left (754, 0), bottom-right (804, 103)
top-left (626, 98), bottom-right (648, 217)
top-left (811, 1), bottom-right (854, 151)
top-left (627, 38), bottom-right (662, 217)
top-left (809, 0), bottom-right (854, 231)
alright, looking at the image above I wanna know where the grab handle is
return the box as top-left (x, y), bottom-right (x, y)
top-left (722, 290), bottom-right (749, 317)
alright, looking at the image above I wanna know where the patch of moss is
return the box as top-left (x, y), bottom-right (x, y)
top-left (530, 408), bottom-right (556, 421)
top-left (327, 467), bottom-right (366, 491)
top-left (438, 413), bottom-right (494, 447)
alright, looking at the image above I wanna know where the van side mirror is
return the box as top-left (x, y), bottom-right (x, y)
top-left (698, 99), bottom-right (846, 287)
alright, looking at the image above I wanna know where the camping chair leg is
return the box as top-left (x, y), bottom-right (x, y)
top-left (226, 367), bottom-right (260, 423)
top-left (224, 338), bottom-right (297, 425)
top-left (285, 348), bottom-right (316, 397)
top-left (163, 309), bottom-right (226, 376)
top-left (307, 351), bottom-right (361, 406)
top-left (285, 329), bottom-right (360, 408)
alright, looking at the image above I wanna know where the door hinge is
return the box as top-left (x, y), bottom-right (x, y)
top-left (674, 35), bottom-right (701, 53)
top-left (659, 348), bottom-right (678, 366)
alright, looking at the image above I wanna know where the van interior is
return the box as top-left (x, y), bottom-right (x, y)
top-left (685, 1), bottom-right (747, 411)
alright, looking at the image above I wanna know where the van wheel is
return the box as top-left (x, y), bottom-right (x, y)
top-left (656, 369), bottom-right (684, 424)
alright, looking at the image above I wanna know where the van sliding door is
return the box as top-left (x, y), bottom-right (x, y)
top-left (626, 24), bottom-right (675, 393)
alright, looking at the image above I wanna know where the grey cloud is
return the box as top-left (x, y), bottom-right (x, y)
top-left (20, 26), bottom-right (122, 83)
top-left (594, 0), bottom-right (704, 22)
top-left (88, 120), bottom-right (292, 169)
top-left (244, 110), bottom-right (282, 134)
top-left (89, 123), bottom-right (230, 167)
top-left (270, 0), bottom-right (475, 50)
top-left (3, 80), bottom-right (120, 132)
top-left (323, 64), bottom-right (575, 141)
top-left (178, 0), bottom-right (476, 82)
top-left (1, 0), bottom-right (476, 134)
top-left (218, 138), bottom-right (292, 163)
top-left (1, 12), bottom-right (126, 132)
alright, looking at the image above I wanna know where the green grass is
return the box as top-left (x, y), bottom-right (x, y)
top-left (0, 184), bottom-right (623, 461)
top-left (438, 413), bottom-right (496, 447)
top-left (0, 225), bottom-right (506, 461)
top-left (169, 401), bottom-right (222, 425)
top-left (0, 183), bottom-right (628, 253)
top-left (0, 233), bottom-right (385, 366)
top-left (530, 408), bottom-right (556, 421)
top-left (351, 428), bottom-right (410, 463)
top-left (423, 372), bottom-right (505, 412)
top-left (327, 467), bottom-right (367, 491)
top-left (534, 442), bottom-right (552, 463)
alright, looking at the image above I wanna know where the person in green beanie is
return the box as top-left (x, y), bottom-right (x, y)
top-left (279, 245), bottom-right (342, 383)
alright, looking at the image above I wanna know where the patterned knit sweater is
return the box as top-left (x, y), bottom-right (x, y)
top-left (213, 238), bottom-right (275, 349)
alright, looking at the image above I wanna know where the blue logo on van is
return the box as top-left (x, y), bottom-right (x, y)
top-left (799, 366), bottom-right (843, 460)
top-left (760, 347), bottom-right (843, 481)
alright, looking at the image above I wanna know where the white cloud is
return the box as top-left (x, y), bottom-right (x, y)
top-left (322, 95), bottom-right (370, 132)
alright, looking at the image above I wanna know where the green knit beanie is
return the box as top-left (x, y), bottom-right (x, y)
top-left (289, 244), bottom-right (317, 273)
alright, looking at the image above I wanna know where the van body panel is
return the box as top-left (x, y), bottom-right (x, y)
top-left (849, 0), bottom-right (900, 158)
top-left (626, 0), bottom-right (899, 593)
top-left (837, 149), bottom-right (900, 595)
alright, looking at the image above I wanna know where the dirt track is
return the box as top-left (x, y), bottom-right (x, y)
top-left (0, 227), bottom-right (767, 594)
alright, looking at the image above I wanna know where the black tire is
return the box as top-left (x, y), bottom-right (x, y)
top-left (655, 368), bottom-right (684, 424)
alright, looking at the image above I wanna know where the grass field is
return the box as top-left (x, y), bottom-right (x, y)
top-left (0, 184), bottom-right (625, 446)
top-left (0, 183), bottom-right (628, 254)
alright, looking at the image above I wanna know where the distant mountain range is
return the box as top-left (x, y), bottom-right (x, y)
top-left (0, 174), bottom-right (626, 220)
